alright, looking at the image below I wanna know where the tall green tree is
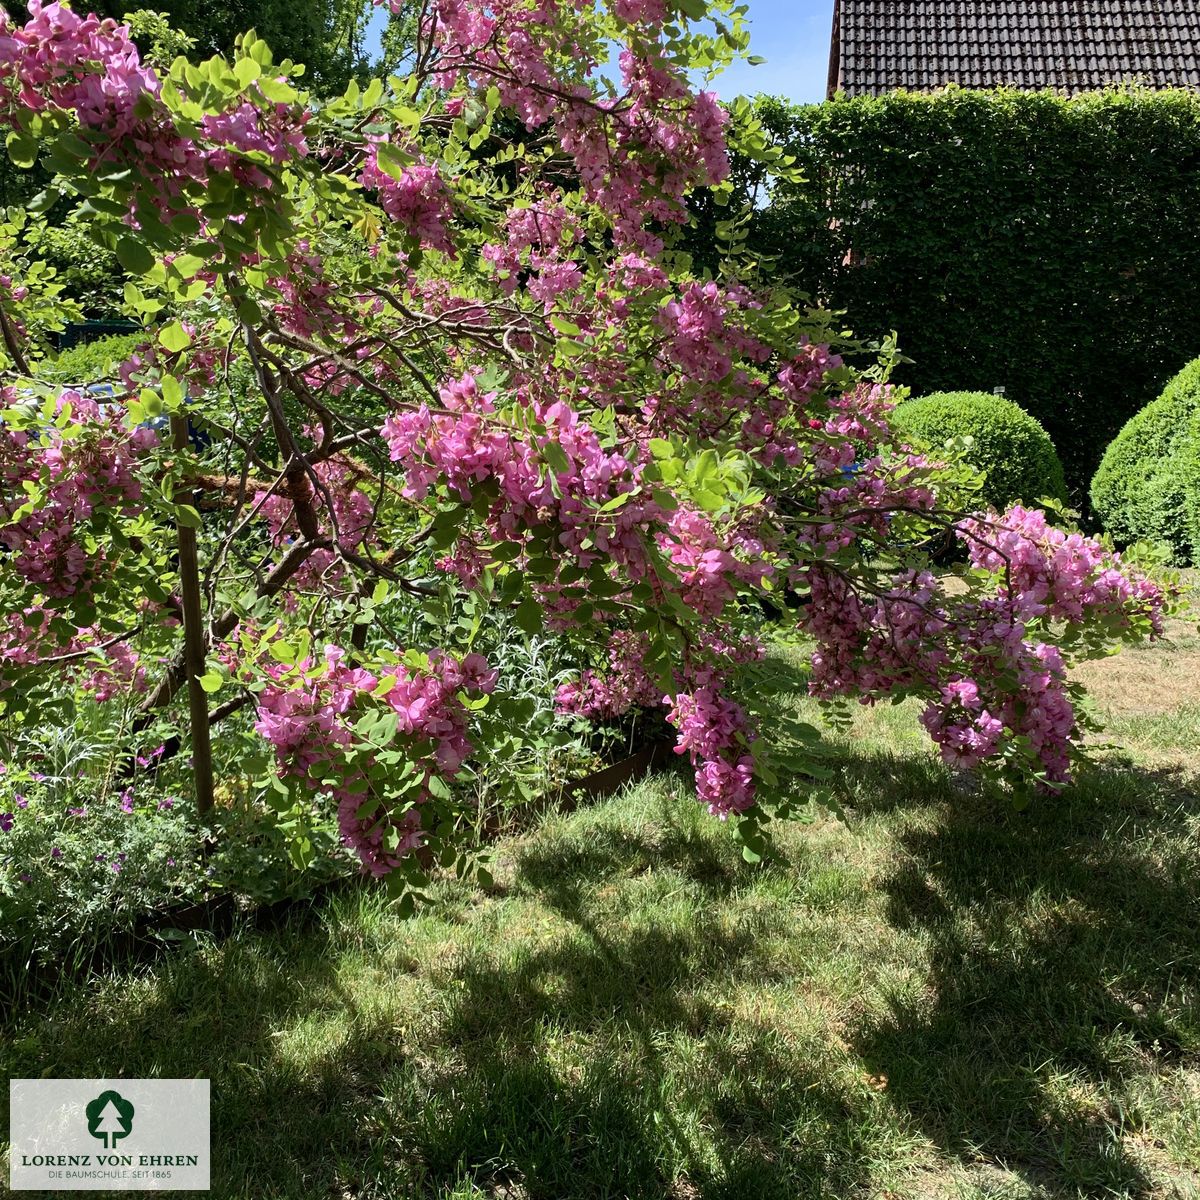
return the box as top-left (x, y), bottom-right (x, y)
top-left (5, 0), bottom-right (411, 94)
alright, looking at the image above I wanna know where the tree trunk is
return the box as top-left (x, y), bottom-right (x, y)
top-left (172, 412), bottom-right (215, 818)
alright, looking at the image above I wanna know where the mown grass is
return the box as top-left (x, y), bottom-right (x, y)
top-left (1, 632), bottom-right (1198, 1199)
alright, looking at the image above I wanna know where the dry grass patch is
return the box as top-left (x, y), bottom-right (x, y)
top-left (1074, 611), bottom-right (1200, 718)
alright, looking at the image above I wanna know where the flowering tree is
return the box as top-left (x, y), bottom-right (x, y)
top-left (0, 0), bottom-right (1172, 893)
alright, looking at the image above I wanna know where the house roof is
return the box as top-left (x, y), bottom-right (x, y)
top-left (827, 0), bottom-right (1200, 98)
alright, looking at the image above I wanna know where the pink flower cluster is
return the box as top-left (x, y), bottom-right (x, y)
top-left (767, 381), bottom-right (940, 558)
top-left (0, 0), bottom-right (156, 134)
top-left (656, 507), bottom-right (770, 619)
top-left (382, 371), bottom-right (662, 574)
top-left (264, 243), bottom-right (361, 346)
top-left (383, 367), bottom-right (773, 635)
top-left (554, 630), bottom-right (662, 718)
top-left (202, 101), bottom-right (309, 167)
top-left (255, 457), bottom-right (375, 595)
top-left (482, 197), bottom-right (583, 307)
top-left (379, 0), bottom-right (729, 248)
top-left (657, 281), bottom-right (769, 386)
top-left (667, 688), bottom-right (755, 818)
top-left (803, 507), bottom-right (1169, 785)
top-left (555, 618), bottom-right (769, 816)
top-left (918, 644), bottom-right (1075, 780)
top-left (0, 607), bottom-right (146, 701)
top-left (960, 505), bottom-right (1167, 631)
top-left (612, 0), bottom-right (667, 22)
top-left (0, 391), bottom-right (154, 597)
top-left (602, 253), bottom-right (669, 319)
top-left (0, 608), bottom-right (55, 675)
top-left (255, 644), bottom-right (497, 876)
top-left (361, 144), bottom-right (456, 254)
top-left (83, 636), bottom-right (146, 702)
top-left (742, 342), bottom-right (843, 466)
top-left (0, 3), bottom-right (309, 209)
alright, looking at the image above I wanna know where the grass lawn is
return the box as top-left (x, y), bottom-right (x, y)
top-left (2, 621), bottom-right (1198, 1199)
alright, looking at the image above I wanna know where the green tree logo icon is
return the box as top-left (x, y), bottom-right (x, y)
top-left (85, 1090), bottom-right (135, 1149)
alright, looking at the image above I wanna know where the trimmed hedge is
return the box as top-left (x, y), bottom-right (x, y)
top-left (893, 391), bottom-right (1067, 512)
top-left (719, 88), bottom-right (1200, 500)
top-left (36, 333), bottom-right (143, 386)
top-left (1090, 357), bottom-right (1200, 565)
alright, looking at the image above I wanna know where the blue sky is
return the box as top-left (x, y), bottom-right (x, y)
top-left (709, 0), bottom-right (833, 105)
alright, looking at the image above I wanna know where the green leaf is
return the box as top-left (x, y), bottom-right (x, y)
top-left (597, 491), bottom-right (633, 513)
top-left (374, 140), bottom-right (414, 181)
top-left (362, 77), bottom-right (384, 108)
top-left (137, 388), bottom-right (163, 419)
top-left (269, 640), bottom-right (296, 665)
top-left (256, 76), bottom-right (297, 104)
top-left (543, 441), bottom-right (570, 475)
top-left (171, 253), bottom-right (205, 280)
top-left (5, 131), bottom-right (37, 169)
top-left (27, 187), bottom-right (60, 214)
top-left (550, 314), bottom-right (581, 337)
top-left (158, 321), bottom-right (192, 352)
top-left (233, 57), bottom-right (261, 87)
top-left (197, 672), bottom-right (223, 694)
top-left (588, 578), bottom-right (626, 598)
top-left (514, 598), bottom-right (543, 634)
top-left (160, 373), bottom-right (184, 410)
top-left (689, 448), bottom-right (719, 486)
top-left (174, 503), bottom-right (202, 529)
top-left (116, 237), bottom-right (155, 275)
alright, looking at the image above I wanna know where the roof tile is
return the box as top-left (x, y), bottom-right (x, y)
top-left (834, 0), bottom-right (1200, 96)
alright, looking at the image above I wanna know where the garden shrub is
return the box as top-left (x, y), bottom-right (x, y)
top-left (36, 331), bottom-right (142, 386)
top-left (893, 391), bottom-right (1067, 512)
top-left (22, 215), bottom-right (124, 313)
top-left (1091, 357), bottom-right (1200, 565)
top-left (721, 89), bottom-right (1200, 498)
top-left (0, 773), bottom-right (353, 981)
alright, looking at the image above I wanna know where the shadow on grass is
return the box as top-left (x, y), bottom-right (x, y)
top-left (0, 904), bottom-right (381, 1197)
top-left (0, 806), bottom-right (879, 1200)
top-left (416, 807), bottom-right (880, 1198)
top-left (514, 808), bottom-right (745, 902)
top-left (3, 753), bottom-right (1196, 1199)
top-left (854, 758), bottom-right (1200, 1197)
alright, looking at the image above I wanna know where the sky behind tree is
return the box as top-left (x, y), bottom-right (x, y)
top-left (709, 0), bottom-right (832, 105)
top-left (364, 1), bottom-right (835, 105)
